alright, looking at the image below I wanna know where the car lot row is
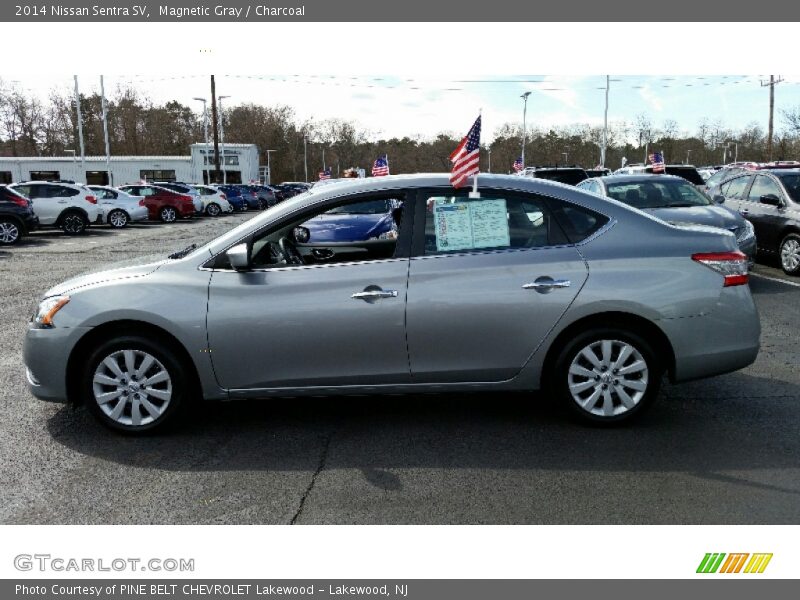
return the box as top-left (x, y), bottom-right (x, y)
top-left (0, 180), bottom-right (312, 245)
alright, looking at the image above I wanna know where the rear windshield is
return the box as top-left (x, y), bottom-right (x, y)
top-left (656, 167), bottom-right (705, 185)
top-left (606, 179), bottom-right (712, 209)
top-left (534, 170), bottom-right (588, 185)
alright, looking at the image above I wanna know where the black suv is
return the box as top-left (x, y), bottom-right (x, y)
top-left (0, 185), bottom-right (38, 245)
top-left (519, 166), bottom-right (589, 185)
top-left (708, 168), bottom-right (800, 275)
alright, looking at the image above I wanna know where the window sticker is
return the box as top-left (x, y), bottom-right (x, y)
top-left (432, 197), bottom-right (510, 252)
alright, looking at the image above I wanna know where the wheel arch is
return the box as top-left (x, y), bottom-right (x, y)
top-left (56, 207), bottom-right (89, 225)
top-left (65, 319), bottom-right (201, 405)
top-left (541, 311), bottom-right (676, 386)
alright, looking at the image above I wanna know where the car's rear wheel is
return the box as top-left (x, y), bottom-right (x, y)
top-left (779, 233), bottom-right (800, 275)
top-left (83, 336), bottom-right (186, 433)
top-left (108, 209), bottom-right (129, 228)
top-left (0, 218), bottom-right (22, 245)
top-left (553, 327), bottom-right (662, 425)
top-left (60, 211), bottom-right (88, 235)
top-left (205, 202), bottom-right (221, 217)
top-left (160, 206), bottom-right (177, 223)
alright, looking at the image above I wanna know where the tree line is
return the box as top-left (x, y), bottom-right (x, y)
top-left (3, 80), bottom-right (800, 183)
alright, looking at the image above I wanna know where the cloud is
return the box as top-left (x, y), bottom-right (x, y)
top-left (637, 84), bottom-right (664, 112)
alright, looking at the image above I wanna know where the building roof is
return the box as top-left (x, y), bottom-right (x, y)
top-left (0, 156), bottom-right (191, 162)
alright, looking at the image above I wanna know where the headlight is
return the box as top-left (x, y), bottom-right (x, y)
top-left (33, 296), bottom-right (70, 328)
top-left (737, 219), bottom-right (755, 243)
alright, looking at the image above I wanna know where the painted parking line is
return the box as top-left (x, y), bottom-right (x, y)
top-left (750, 272), bottom-right (800, 288)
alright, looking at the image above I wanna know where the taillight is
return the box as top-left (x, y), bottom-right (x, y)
top-left (138, 199), bottom-right (146, 206)
top-left (85, 195), bottom-right (97, 204)
top-left (221, 194), bottom-right (227, 200)
top-left (179, 194), bottom-right (193, 203)
top-left (692, 251), bottom-right (749, 286)
top-left (7, 195), bottom-right (28, 208)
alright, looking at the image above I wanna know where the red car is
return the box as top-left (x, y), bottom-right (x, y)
top-left (117, 185), bottom-right (195, 223)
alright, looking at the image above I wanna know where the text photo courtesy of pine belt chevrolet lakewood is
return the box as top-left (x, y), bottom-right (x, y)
top-left (23, 174), bottom-right (760, 433)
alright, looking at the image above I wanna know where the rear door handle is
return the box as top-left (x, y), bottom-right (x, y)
top-left (351, 287), bottom-right (399, 302)
top-left (739, 208), bottom-right (749, 216)
top-left (523, 277), bottom-right (571, 292)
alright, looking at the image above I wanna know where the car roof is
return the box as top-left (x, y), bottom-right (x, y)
top-left (592, 174), bottom-right (688, 184)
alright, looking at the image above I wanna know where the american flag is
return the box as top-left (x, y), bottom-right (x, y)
top-left (513, 157), bottom-right (524, 172)
top-left (450, 115), bottom-right (481, 188)
top-left (649, 152), bottom-right (665, 173)
top-left (318, 168), bottom-right (331, 180)
top-left (372, 154), bottom-right (389, 177)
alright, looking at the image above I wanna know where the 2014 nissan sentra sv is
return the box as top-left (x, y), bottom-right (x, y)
top-left (23, 174), bottom-right (760, 433)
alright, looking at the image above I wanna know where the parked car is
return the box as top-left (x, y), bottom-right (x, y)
top-left (23, 174), bottom-right (759, 433)
top-left (193, 185), bottom-right (233, 216)
top-left (584, 168), bottom-right (612, 178)
top-left (9, 181), bottom-right (102, 235)
top-left (216, 185), bottom-right (250, 211)
top-left (518, 166), bottom-right (589, 185)
top-left (707, 168), bottom-right (800, 274)
top-left (242, 185), bottom-right (278, 208)
top-left (303, 198), bottom-right (401, 242)
top-left (0, 184), bottom-right (38, 245)
top-left (577, 174), bottom-right (756, 261)
top-left (88, 186), bottom-right (149, 228)
top-left (230, 185), bottom-right (262, 210)
top-left (151, 182), bottom-right (203, 214)
top-left (117, 184), bottom-right (195, 222)
top-left (613, 164), bottom-right (706, 186)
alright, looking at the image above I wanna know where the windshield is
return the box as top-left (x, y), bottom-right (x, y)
top-left (777, 174), bottom-right (800, 203)
top-left (326, 199), bottom-right (391, 214)
top-left (606, 180), bottom-right (712, 209)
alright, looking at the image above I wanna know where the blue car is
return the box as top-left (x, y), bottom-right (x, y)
top-left (216, 185), bottom-right (248, 211)
top-left (303, 198), bottom-right (401, 242)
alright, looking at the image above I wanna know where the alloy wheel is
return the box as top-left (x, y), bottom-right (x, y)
top-left (92, 349), bottom-right (172, 427)
top-left (781, 238), bottom-right (800, 273)
top-left (62, 214), bottom-right (86, 234)
top-left (567, 339), bottom-right (649, 418)
top-left (0, 221), bottom-right (20, 244)
top-left (206, 203), bottom-right (221, 217)
top-left (109, 210), bottom-right (128, 228)
top-left (161, 207), bottom-right (177, 222)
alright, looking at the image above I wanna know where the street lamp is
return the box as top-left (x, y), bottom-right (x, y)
top-left (562, 152), bottom-right (569, 164)
top-left (218, 95), bottom-right (230, 184)
top-left (520, 91), bottom-right (531, 168)
top-left (193, 97), bottom-right (210, 184)
top-left (303, 135), bottom-right (308, 182)
top-left (686, 149), bottom-right (692, 165)
top-left (265, 149), bottom-right (277, 185)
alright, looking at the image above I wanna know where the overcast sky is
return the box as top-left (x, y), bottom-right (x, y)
top-left (6, 74), bottom-right (800, 142)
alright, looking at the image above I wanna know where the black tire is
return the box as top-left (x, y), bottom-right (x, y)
top-left (205, 202), bottom-right (221, 217)
top-left (779, 233), bottom-right (800, 276)
top-left (0, 218), bottom-right (22, 245)
top-left (107, 209), bottom-right (129, 228)
top-left (82, 335), bottom-right (188, 434)
top-left (60, 211), bottom-right (88, 235)
top-left (551, 327), bottom-right (662, 425)
top-left (159, 206), bottom-right (178, 223)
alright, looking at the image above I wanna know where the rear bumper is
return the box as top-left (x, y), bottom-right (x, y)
top-left (660, 284), bottom-right (760, 382)
top-left (23, 325), bottom-right (92, 402)
top-left (129, 206), bottom-right (149, 222)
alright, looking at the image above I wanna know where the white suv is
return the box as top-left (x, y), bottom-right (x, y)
top-left (10, 181), bottom-right (103, 235)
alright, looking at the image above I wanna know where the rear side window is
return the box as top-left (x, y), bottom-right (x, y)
top-left (548, 200), bottom-right (610, 244)
top-left (56, 186), bottom-right (80, 197)
top-left (423, 193), bottom-right (569, 255)
top-left (721, 176), bottom-right (751, 200)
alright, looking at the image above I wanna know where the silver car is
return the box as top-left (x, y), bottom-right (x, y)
top-left (23, 174), bottom-right (760, 433)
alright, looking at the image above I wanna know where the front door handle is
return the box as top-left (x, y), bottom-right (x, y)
top-left (351, 287), bottom-right (399, 302)
top-left (739, 208), bottom-right (749, 216)
top-left (523, 277), bottom-right (571, 293)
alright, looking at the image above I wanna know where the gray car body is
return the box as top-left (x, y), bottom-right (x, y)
top-left (24, 173), bottom-right (760, 404)
top-left (578, 174), bottom-right (757, 259)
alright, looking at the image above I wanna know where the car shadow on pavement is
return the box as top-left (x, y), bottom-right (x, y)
top-left (45, 371), bottom-right (800, 497)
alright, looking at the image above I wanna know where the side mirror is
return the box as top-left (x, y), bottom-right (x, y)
top-left (760, 193), bottom-right (782, 207)
top-left (713, 194), bottom-right (725, 204)
top-left (226, 243), bottom-right (251, 271)
top-left (293, 226), bottom-right (310, 243)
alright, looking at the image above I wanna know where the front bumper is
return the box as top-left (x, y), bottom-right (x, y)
top-left (23, 325), bottom-right (93, 402)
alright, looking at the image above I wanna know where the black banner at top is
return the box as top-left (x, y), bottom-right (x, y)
top-left (1, 0), bottom-right (794, 21)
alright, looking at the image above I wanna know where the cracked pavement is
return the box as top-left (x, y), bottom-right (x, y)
top-left (1, 213), bottom-right (799, 524)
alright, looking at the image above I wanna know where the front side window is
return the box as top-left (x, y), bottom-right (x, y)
top-left (423, 193), bottom-right (569, 255)
top-left (748, 175), bottom-right (783, 203)
top-left (721, 175), bottom-right (751, 200)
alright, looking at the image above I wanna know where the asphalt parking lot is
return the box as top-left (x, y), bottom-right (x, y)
top-left (1, 216), bottom-right (799, 525)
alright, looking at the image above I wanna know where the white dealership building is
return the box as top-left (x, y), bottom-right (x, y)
top-left (0, 143), bottom-right (261, 186)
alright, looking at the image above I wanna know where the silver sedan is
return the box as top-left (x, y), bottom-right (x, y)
top-left (24, 174), bottom-right (760, 432)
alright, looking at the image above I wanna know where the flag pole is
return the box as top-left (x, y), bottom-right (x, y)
top-left (469, 110), bottom-right (482, 198)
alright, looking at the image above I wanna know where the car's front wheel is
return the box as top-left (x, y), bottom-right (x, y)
top-left (0, 218), bottom-right (22, 245)
top-left (553, 327), bottom-right (662, 425)
top-left (107, 209), bottom-right (129, 228)
top-left (779, 233), bottom-right (800, 275)
top-left (159, 206), bottom-right (178, 223)
top-left (83, 336), bottom-right (187, 433)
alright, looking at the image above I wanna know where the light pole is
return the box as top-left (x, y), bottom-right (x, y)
top-left (520, 91), bottom-right (531, 168)
top-left (193, 97), bottom-right (210, 184)
top-left (686, 149), bottom-right (692, 165)
top-left (487, 146), bottom-right (492, 173)
top-left (601, 75), bottom-right (610, 167)
top-left (218, 95), bottom-right (230, 184)
top-left (562, 152), bottom-right (569, 164)
top-left (265, 149), bottom-right (277, 185)
top-left (303, 135), bottom-right (308, 182)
